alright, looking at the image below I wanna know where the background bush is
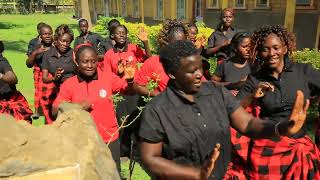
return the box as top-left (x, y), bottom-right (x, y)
top-left (92, 16), bottom-right (214, 54)
top-left (293, 48), bottom-right (320, 70)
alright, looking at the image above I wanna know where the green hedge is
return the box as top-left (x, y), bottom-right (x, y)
top-left (293, 48), bottom-right (320, 70)
top-left (92, 16), bottom-right (214, 54)
top-left (92, 17), bottom-right (320, 73)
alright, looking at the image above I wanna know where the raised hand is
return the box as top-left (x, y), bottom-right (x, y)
top-left (137, 26), bottom-right (148, 42)
top-left (199, 143), bottom-right (220, 180)
top-left (195, 35), bottom-right (206, 49)
top-left (282, 90), bottom-right (310, 136)
top-left (123, 66), bottom-right (135, 81)
top-left (252, 82), bottom-right (275, 98)
top-left (34, 45), bottom-right (49, 55)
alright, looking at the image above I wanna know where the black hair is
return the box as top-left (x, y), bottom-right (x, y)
top-left (167, 25), bottom-right (187, 42)
top-left (110, 24), bottom-right (128, 35)
top-left (158, 19), bottom-right (189, 48)
top-left (40, 24), bottom-right (53, 34)
top-left (0, 41), bottom-right (4, 53)
top-left (107, 19), bottom-right (120, 31)
top-left (188, 23), bottom-right (198, 33)
top-left (37, 22), bottom-right (46, 30)
top-left (54, 24), bottom-right (74, 42)
top-left (160, 40), bottom-right (198, 75)
top-left (78, 18), bottom-right (88, 26)
top-left (75, 45), bottom-right (96, 63)
top-left (229, 32), bottom-right (251, 58)
top-left (251, 25), bottom-right (296, 64)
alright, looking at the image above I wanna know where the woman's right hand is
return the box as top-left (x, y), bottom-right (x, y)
top-left (199, 143), bottom-right (220, 180)
top-left (252, 82), bottom-right (275, 98)
top-left (53, 68), bottom-right (64, 81)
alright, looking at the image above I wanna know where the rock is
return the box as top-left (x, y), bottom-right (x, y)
top-left (0, 103), bottom-right (120, 180)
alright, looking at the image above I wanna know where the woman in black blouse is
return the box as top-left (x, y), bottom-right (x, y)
top-left (0, 41), bottom-right (33, 121)
top-left (234, 25), bottom-right (320, 179)
top-left (41, 24), bottom-right (76, 124)
top-left (139, 40), bottom-right (310, 180)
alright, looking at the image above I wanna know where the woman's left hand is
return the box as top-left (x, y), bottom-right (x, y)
top-left (137, 27), bottom-right (148, 42)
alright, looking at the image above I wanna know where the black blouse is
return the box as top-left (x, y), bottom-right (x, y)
top-left (139, 82), bottom-right (240, 179)
top-left (215, 60), bottom-right (251, 86)
top-left (0, 55), bottom-right (16, 96)
top-left (237, 57), bottom-right (320, 122)
top-left (42, 46), bottom-right (76, 84)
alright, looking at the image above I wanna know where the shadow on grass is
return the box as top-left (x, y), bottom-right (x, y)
top-left (4, 40), bottom-right (28, 53)
top-left (0, 22), bottom-right (24, 29)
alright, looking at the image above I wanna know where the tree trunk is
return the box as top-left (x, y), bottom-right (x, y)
top-left (80, 0), bottom-right (92, 27)
top-left (121, 0), bottom-right (126, 16)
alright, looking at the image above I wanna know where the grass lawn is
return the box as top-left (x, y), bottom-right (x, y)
top-left (0, 13), bottom-right (149, 180)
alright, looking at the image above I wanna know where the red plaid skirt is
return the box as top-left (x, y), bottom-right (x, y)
top-left (225, 106), bottom-right (320, 179)
top-left (33, 65), bottom-right (42, 109)
top-left (40, 74), bottom-right (58, 124)
top-left (0, 91), bottom-right (33, 120)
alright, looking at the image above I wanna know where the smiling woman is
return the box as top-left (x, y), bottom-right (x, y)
top-left (41, 24), bottom-right (76, 124)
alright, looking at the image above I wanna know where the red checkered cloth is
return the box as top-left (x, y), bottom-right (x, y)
top-left (33, 65), bottom-right (42, 109)
top-left (40, 73), bottom-right (58, 124)
top-left (0, 91), bottom-right (33, 121)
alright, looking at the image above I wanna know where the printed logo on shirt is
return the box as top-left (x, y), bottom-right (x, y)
top-left (99, 89), bottom-right (107, 98)
top-left (128, 56), bottom-right (133, 62)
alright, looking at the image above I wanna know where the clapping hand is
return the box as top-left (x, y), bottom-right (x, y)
top-left (278, 90), bottom-right (310, 136)
top-left (53, 68), bottom-right (64, 81)
top-left (252, 82), bottom-right (275, 98)
top-left (199, 143), bottom-right (220, 180)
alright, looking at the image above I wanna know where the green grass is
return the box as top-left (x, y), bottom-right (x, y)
top-left (0, 13), bottom-right (149, 180)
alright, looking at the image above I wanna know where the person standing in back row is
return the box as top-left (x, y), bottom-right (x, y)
top-left (204, 8), bottom-right (237, 64)
top-left (74, 18), bottom-right (104, 52)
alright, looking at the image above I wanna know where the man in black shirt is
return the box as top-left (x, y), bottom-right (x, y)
top-left (139, 40), bottom-right (310, 179)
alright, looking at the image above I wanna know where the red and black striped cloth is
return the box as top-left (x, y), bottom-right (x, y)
top-left (0, 91), bottom-right (33, 121)
top-left (33, 65), bottom-right (42, 110)
top-left (224, 104), bottom-right (320, 179)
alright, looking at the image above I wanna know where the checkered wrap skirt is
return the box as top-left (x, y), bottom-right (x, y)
top-left (40, 73), bottom-right (58, 124)
top-left (224, 109), bottom-right (320, 179)
top-left (0, 91), bottom-right (33, 121)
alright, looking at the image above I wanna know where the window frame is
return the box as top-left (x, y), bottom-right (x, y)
top-left (176, 0), bottom-right (186, 20)
top-left (154, 0), bottom-right (164, 20)
top-left (254, 0), bottom-right (270, 9)
top-left (132, 0), bottom-right (140, 18)
top-left (234, 0), bottom-right (246, 9)
top-left (206, 0), bottom-right (219, 9)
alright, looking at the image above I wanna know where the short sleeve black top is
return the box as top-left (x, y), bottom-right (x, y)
top-left (0, 55), bottom-right (16, 96)
top-left (26, 37), bottom-right (40, 56)
top-left (74, 32), bottom-right (103, 50)
top-left (207, 28), bottom-right (236, 60)
top-left (237, 57), bottom-right (320, 122)
top-left (97, 37), bottom-right (114, 55)
top-left (28, 42), bottom-right (53, 69)
top-left (215, 60), bottom-right (251, 85)
top-left (139, 82), bottom-right (240, 179)
top-left (42, 46), bottom-right (76, 84)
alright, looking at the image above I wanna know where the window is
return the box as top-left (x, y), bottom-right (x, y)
top-left (133, 0), bottom-right (140, 18)
top-left (255, 0), bottom-right (269, 8)
top-left (234, 0), bottom-right (245, 8)
top-left (177, 0), bottom-right (186, 19)
top-left (207, 0), bottom-right (218, 8)
top-left (296, 0), bottom-right (312, 6)
top-left (155, 0), bottom-right (163, 19)
top-left (195, 0), bottom-right (202, 17)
